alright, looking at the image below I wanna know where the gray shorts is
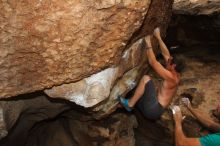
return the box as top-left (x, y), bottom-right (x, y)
top-left (136, 80), bottom-right (165, 120)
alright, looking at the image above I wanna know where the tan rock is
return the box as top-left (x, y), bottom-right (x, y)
top-left (44, 38), bottom-right (146, 108)
top-left (0, 0), bottom-right (151, 98)
top-left (174, 0), bottom-right (220, 15)
top-left (45, 68), bottom-right (118, 107)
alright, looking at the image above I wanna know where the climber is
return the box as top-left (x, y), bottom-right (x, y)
top-left (119, 27), bottom-right (184, 120)
top-left (172, 102), bottom-right (220, 146)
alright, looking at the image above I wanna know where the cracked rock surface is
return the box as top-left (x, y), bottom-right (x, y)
top-left (0, 0), bottom-right (151, 98)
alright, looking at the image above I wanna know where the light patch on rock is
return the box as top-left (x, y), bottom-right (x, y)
top-left (45, 68), bottom-right (118, 107)
top-left (0, 108), bottom-right (8, 139)
top-left (73, 68), bottom-right (118, 107)
top-left (122, 49), bottom-right (130, 59)
top-left (45, 37), bottom-right (146, 110)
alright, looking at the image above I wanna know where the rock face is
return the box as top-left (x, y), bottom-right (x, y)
top-left (0, 0), bottom-right (173, 117)
top-left (0, 0), bottom-right (151, 98)
top-left (44, 38), bottom-right (148, 119)
top-left (44, 39), bottom-right (146, 108)
top-left (173, 0), bottom-right (220, 15)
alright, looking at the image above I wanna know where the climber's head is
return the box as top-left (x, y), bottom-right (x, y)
top-left (166, 56), bottom-right (184, 73)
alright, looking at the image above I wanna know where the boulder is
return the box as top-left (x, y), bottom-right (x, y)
top-left (0, 0), bottom-right (174, 138)
top-left (44, 39), bottom-right (147, 108)
top-left (173, 0), bottom-right (220, 15)
top-left (0, 0), bottom-right (151, 98)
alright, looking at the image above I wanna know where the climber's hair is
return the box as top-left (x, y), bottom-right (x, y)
top-left (170, 55), bottom-right (185, 73)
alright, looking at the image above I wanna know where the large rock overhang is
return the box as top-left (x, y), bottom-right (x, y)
top-left (0, 0), bottom-right (174, 103)
top-left (0, 1), bottom-right (174, 133)
top-left (0, 0), bottom-right (151, 98)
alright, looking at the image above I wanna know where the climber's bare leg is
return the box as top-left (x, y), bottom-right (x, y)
top-left (128, 75), bottom-right (151, 107)
top-left (153, 27), bottom-right (171, 62)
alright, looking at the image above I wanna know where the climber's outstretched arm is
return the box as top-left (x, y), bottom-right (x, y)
top-left (145, 36), bottom-right (173, 80)
top-left (153, 27), bottom-right (171, 62)
top-left (187, 106), bottom-right (220, 132)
